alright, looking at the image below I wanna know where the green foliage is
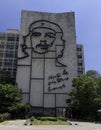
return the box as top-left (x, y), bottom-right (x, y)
top-left (86, 70), bottom-right (100, 78)
top-left (57, 116), bottom-right (67, 121)
top-left (96, 77), bottom-right (101, 95)
top-left (24, 116), bottom-right (69, 125)
top-left (0, 69), bottom-right (32, 119)
top-left (68, 75), bottom-right (101, 120)
top-left (37, 116), bottom-right (57, 121)
top-left (95, 77), bottom-right (101, 107)
top-left (21, 103), bottom-right (31, 119)
top-left (0, 69), bottom-right (14, 85)
top-left (30, 116), bottom-right (36, 121)
top-left (0, 84), bottom-right (22, 113)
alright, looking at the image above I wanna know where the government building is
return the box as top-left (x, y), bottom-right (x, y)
top-left (0, 10), bottom-right (84, 116)
top-left (0, 29), bottom-right (19, 81)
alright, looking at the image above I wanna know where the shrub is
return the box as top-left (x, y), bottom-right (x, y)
top-left (57, 116), bottom-right (67, 121)
top-left (30, 116), bottom-right (35, 121)
top-left (0, 114), bottom-right (3, 122)
top-left (3, 113), bottom-right (10, 120)
top-left (38, 116), bottom-right (57, 121)
top-left (0, 84), bottom-right (22, 114)
top-left (0, 113), bottom-right (10, 122)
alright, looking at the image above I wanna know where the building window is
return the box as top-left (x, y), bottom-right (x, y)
top-left (78, 67), bottom-right (83, 70)
top-left (0, 44), bottom-right (4, 48)
top-left (7, 37), bottom-right (16, 41)
top-left (9, 59), bottom-right (13, 62)
top-left (78, 62), bottom-right (82, 66)
top-left (4, 62), bottom-right (12, 67)
top-left (6, 45), bottom-right (14, 49)
top-left (77, 48), bottom-right (82, 51)
top-left (0, 35), bottom-right (5, 40)
top-left (16, 37), bottom-right (19, 41)
top-left (5, 53), bottom-right (14, 58)
top-left (0, 53), bottom-right (3, 57)
top-left (77, 55), bottom-right (82, 59)
top-left (78, 71), bottom-right (83, 75)
top-left (0, 61), bottom-right (2, 66)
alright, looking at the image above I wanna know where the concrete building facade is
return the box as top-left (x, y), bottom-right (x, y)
top-left (0, 10), bottom-right (85, 116)
top-left (16, 10), bottom-right (84, 115)
top-left (77, 44), bottom-right (85, 77)
top-left (0, 29), bottom-right (19, 81)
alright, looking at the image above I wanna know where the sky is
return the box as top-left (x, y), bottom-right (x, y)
top-left (0, 0), bottom-right (101, 74)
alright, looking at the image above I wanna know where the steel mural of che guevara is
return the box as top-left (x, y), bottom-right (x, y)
top-left (17, 12), bottom-right (77, 108)
top-left (20, 20), bottom-right (66, 67)
top-left (19, 20), bottom-right (69, 92)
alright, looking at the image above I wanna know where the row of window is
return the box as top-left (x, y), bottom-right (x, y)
top-left (3, 67), bottom-right (16, 70)
top-left (77, 47), bottom-right (82, 51)
top-left (0, 40), bottom-right (18, 44)
top-left (5, 50), bottom-right (17, 53)
top-left (2, 69), bottom-right (16, 78)
top-left (0, 44), bottom-right (4, 48)
top-left (4, 62), bottom-right (17, 67)
top-left (5, 53), bottom-right (15, 58)
top-left (77, 55), bottom-right (82, 59)
top-left (4, 59), bottom-right (17, 62)
top-left (0, 43), bottom-right (18, 49)
top-left (78, 62), bottom-right (83, 66)
top-left (7, 36), bottom-right (19, 41)
top-left (0, 35), bottom-right (5, 40)
top-left (6, 44), bottom-right (18, 49)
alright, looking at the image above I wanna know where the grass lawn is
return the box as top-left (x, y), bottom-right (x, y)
top-left (24, 116), bottom-right (71, 125)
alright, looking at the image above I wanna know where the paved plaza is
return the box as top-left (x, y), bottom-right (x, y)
top-left (0, 120), bottom-right (101, 130)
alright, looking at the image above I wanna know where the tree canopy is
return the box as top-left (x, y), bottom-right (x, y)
top-left (0, 69), bottom-right (14, 85)
top-left (86, 70), bottom-right (100, 78)
top-left (0, 69), bottom-right (31, 119)
top-left (0, 84), bottom-right (22, 113)
top-left (67, 71), bottom-right (101, 121)
top-left (0, 69), bottom-right (22, 114)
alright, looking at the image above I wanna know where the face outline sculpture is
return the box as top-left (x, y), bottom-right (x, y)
top-left (20, 20), bottom-right (66, 67)
top-left (31, 27), bottom-right (56, 54)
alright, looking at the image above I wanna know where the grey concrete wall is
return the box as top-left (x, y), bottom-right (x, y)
top-left (16, 10), bottom-right (78, 108)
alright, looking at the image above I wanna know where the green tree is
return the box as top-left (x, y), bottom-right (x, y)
top-left (0, 69), bottom-right (14, 84)
top-left (0, 69), bottom-right (32, 119)
top-left (96, 77), bottom-right (101, 95)
top-left (94, 77), bottom-right (101, 107)
top-left (0, 84), bottom-right (22, 113)
top-left (86, 70), bottom-right (100, 78)
top-left (68, 76), bottom-right (98, 120)
top-left (86, 71), bottom-right (101, 108)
